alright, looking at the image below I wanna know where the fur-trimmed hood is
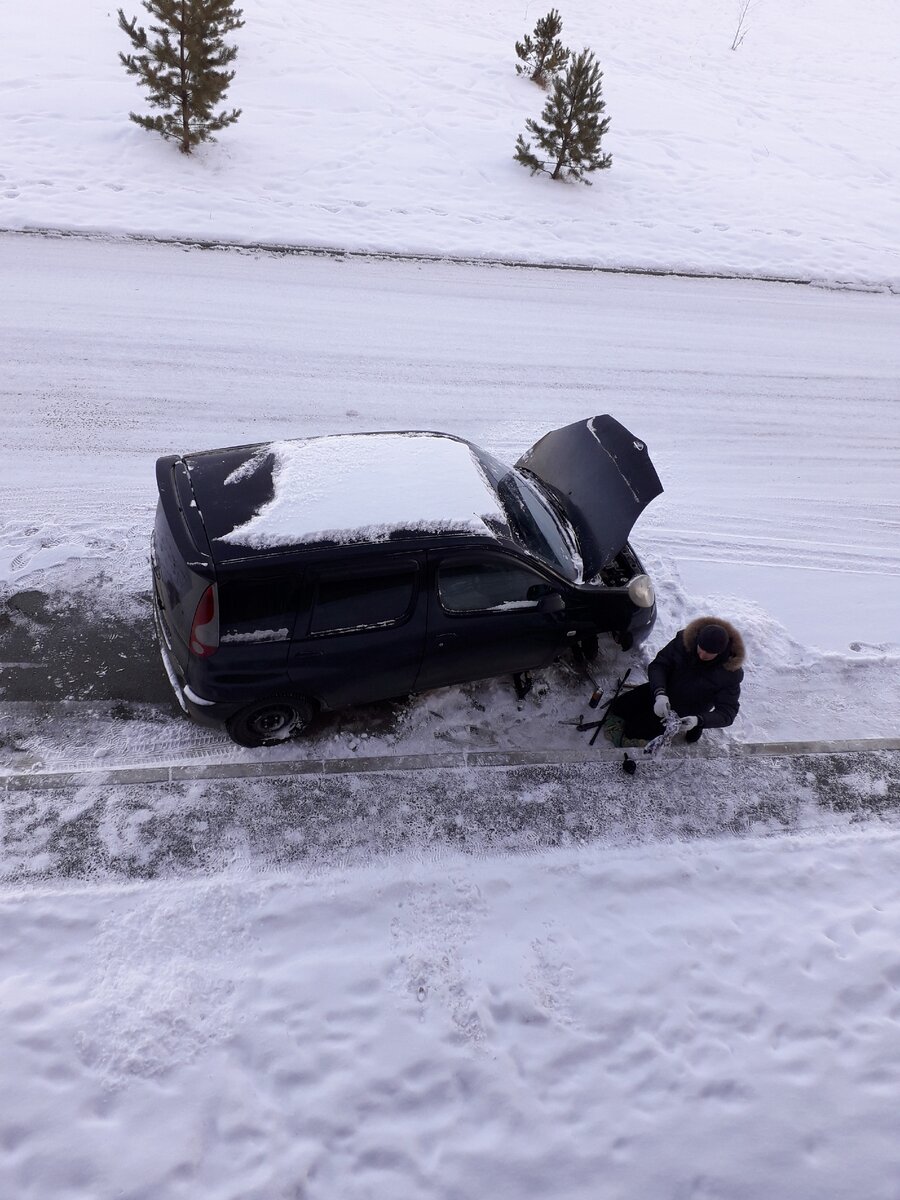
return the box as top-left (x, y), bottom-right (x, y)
top-left (682, 617), bottom-right (745, 672)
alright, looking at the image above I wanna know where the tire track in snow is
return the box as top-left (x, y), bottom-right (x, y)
top-left (645, 528), bottom-right (900, 576)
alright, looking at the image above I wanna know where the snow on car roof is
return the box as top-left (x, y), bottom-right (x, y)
top-left (216, 432), bottom-right (504, 550)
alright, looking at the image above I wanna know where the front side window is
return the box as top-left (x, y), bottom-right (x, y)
top-left (438, 559), bottom-right (550, 614)
top-left (310, 567), bottom-right (416, 636)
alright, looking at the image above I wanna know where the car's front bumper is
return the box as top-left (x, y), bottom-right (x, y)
top-left (627, 599), bottom-right (656, 645)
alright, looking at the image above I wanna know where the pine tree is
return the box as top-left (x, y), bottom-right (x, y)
top-left (117, 0), bottom-right (245, 155)
top-left (515, 9), bottom-right (569, 88)
top-left (514, 48), bottom-right (612, 184)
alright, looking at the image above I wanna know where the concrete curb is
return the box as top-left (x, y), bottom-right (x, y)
top-left (3, 739), bottom-right (900, 792)
top-left (4, 226), bottom-right (898, 294)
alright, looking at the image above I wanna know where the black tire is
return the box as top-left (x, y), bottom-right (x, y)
top-left (226, 696), bottom-right (316, 748)
top-left (577, 632), bottom-right (599, 662)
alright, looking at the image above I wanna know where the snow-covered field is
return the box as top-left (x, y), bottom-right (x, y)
top-left (2, 0), bottom-right (899, 287)
top-left (1, 0), bottom-right (900, 1196)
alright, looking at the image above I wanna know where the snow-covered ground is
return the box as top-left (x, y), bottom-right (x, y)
top-left (2, 0), bottom-right (899, 287)
top-left (5, 827), bottom-right (900, 1200)
top-left (2, 0), bottom-right (900, 1195)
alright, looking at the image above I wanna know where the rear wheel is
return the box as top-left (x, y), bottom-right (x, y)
top-left (226, 696), bottom-right (316, 748)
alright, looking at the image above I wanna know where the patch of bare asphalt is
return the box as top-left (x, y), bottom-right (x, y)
top-left (0, 589), bottom-right (177, 705)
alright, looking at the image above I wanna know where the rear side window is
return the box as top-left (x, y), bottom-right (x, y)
top-left (310, 566), bottom-right (416, 636)
top-left (438, 559), bottom-right (547, 614)
top-left (218, 575), bottom-right (299, 644)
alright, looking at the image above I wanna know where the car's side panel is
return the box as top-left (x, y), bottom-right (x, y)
top-left (181, 568), bottom-right (303, 704)
top-left (415, 550), bottom-right (573, 693)
top-left (288, 554), bottom-right (427, 708)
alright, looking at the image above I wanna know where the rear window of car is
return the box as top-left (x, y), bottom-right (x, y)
top-left (309, 566), bottom-right (417, 636)
top-left (218, 574), bottom-right (300, 644)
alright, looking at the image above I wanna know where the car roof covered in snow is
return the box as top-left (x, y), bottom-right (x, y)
top-left (183, 431), bottom-right (510, 565)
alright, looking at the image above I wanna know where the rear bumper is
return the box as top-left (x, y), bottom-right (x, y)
top-left (153, 605), bottom-right (234, 730)
top-left (153, 604), bottom-right (187, 712)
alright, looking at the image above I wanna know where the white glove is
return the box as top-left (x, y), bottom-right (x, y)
top-left (653, 693), bottom-right (671, 719)
top-left (679, 715), bottom-right (699, 732)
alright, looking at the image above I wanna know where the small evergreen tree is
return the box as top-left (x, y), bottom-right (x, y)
top-left (117, 0), bottom-right (245, 155)
top-left (515, 8), bottom-right (569, 88)
top-left (514, 48), bottom-right (612, 184)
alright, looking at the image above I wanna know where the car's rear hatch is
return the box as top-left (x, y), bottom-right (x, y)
top-left (178, 442), bottom-right (276, 564)
top-left (152, 455), bottom-right (217, 677)
top-left (516, 415), bottom-right (663, 578)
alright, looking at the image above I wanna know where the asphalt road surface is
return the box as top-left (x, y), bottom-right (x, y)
top-left (0, 588), bottom-right (172, 704)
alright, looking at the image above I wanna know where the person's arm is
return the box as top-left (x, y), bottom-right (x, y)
top-left (697, 672), bottom-right (742, 729)
top-left (647, 633), bottom-right (683, 697)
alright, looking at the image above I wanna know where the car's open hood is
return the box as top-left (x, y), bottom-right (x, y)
top-left (516, 415), bottom-right (663, 577)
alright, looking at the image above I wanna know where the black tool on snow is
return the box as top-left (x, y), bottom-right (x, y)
top-left (576, 667), bottom-right (632, 746)
top-left (570, 640), bottom-right (603, 708)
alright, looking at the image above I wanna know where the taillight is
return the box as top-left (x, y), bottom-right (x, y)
top-left (189, 585), bottom-right (219, 657)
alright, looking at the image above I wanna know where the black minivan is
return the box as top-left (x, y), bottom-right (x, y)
top-left (151, 415), bottom-right (663, 746)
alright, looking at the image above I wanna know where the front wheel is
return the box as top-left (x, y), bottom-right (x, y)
top-left (226, 696), bottom-right (316, 748)
top-left (576, 632), bottom-right (599, 662)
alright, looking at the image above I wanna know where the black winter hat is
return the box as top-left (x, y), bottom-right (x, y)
top-left (697, 624), bottom-right (730, 654)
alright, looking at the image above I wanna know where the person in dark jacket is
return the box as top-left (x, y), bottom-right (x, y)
top-left (609, 617), bottom-right (745, 744)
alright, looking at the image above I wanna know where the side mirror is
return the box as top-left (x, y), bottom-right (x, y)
top-left (538, 591), bottom-right (565, 615)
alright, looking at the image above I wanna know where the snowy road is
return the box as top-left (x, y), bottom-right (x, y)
top-left (4, 233), bottom-right (899, 640)
top-left (1, 233), bottom-right (899, 756)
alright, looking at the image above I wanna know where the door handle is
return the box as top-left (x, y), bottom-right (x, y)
top-left (436, 633), bottom-right (459, 649)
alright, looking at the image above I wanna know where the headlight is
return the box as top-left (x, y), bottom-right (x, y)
top-left (627, 573), bottom-right (655, 608)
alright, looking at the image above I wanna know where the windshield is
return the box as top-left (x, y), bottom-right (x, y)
top-left (474, 450), bottom-right (581, 581)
